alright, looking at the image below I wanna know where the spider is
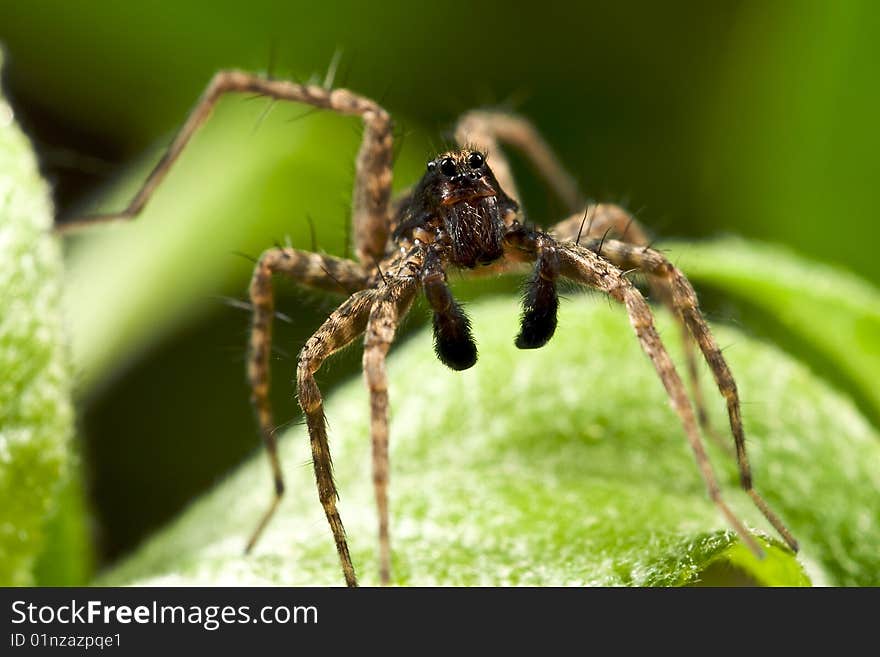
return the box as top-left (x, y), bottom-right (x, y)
top-left (59, 70), bottom-right (798, 586)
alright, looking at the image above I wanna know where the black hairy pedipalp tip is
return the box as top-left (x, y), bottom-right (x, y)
top-left (516, 274), bottom-right (559, 349)
top-left (515, 302), bottom-right (558, 349)
top-left (432, 312), bottom-right (478, 370)
top-left (434, 332), bottom-right (478, 370)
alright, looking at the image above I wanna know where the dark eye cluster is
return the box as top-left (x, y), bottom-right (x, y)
top-left (467, 152), bottom-right (484, 169)
top-left (426, 152), bottom-right (486, 176)
top-left (439, 157), bottom-right (457, 177)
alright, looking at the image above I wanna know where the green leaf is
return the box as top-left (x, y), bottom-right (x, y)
top-left (668, 238), bottom-right (880, 427)
top-left (100, 297), bottom-right (879, 587)
top-left (0, 65), bottom-right (82, 585)
top-left (702, 0), bottom-right (880, 283)
top-left (32, 466), bottom-right (94, 586)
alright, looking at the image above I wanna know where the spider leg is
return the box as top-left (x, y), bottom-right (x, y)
top-left (362, 278), bottom-right (419, 585)
top-left (505, 226), bottom-right (767, 557)
top-left (578, 237), bottom-right (798, 552)
top-left (245, 248), bottom-right (368, 558)
top-left (550, 204), bottom-right (729, 456)
top-left (455, 111), bottom-right (582, 213)
top-left (296, 289), bottom-right (382, 587)
top-left (550, 203), bottom-right (650, 247)
top-left (58, 70), bottom-right (395, 266)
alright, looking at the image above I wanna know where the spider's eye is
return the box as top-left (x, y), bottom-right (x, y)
top-left (426, 160), bottom-right (437, 172)
top-left (439, 157), bottom-right (457, 177)
top-left (467, 152), bottom-right (484, 169)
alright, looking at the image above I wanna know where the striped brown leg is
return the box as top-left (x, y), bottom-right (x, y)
top-left (550, 204), bottom-right (728, 455)
top-left (57, 70), bottom-right (395, 265)
top-left (296, 290), bottom-right (382, 587)
top-left (578, 237), bottom-right (798, 553)
top-left (455, 111), bottom-right (582, 213)
top-left (362, 279), bottom-right (418, 585)
top-left (550, 203), bottom-right (650, 247)
top-left (246, 247), bottom-right (369, 577)
top-left (505, 227), bottom-right (766, 556)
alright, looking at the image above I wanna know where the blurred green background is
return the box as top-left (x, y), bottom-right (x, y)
top-left (1, 0), bottom-right (877, 577)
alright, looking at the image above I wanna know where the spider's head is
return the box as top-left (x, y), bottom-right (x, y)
top-left (425, 150), bottom-right (498, 207)
top-left (399, 149), bottom-right (518, 268)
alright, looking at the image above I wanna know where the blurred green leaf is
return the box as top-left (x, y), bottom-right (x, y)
top-left (703, 0), bottom-right (880, 283)
top-left (669, 238), bottom-right (880, 428)
top-left (100, 297), bottom-right (879, 587)
top-left (0, 70), bottom-right (83, 585)
top-left (32, 465), bottom-right (94, 586)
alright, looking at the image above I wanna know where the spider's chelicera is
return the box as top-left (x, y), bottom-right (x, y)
top-left (60, 70), bottom-right (799, 587)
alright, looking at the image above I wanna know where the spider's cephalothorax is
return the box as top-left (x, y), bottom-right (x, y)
top-left (393, 149), bottom-right (523, 370)
top-left (395, 150), bottom-right (518, 269)
top-left (60, 70), bottom-right (799, 587)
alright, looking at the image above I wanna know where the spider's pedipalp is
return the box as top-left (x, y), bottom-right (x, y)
top-left (421, 248), bottom-right (477, 370)
top-left (516, 233), bottom-right (560, 349)
top-left (363, 277), bottom-right (419, 585)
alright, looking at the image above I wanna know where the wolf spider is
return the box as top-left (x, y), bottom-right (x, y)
top-left (60, 70), bottom-right (798, 586)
